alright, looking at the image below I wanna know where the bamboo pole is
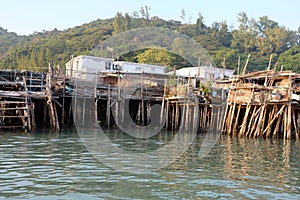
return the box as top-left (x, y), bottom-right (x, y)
top-left (249, 108), bottom-right (262, 138)
top-left (228, 97), bottom-right (237, 135)
top-left (267, 54), bottom-right (273, 70)
top-left (221, 104), bottom-right (230, 133)
top-left (287, 103), bottom-right (292, 139)
top-left (238, 89), bottom-right (254, 136)
top-left (237, 56), bottom-right (240, 75)
top-left (232, 104), bottom-right (241, 136)
top-left (246, 105), bottom-right (258, 137)
top-left (292, 108), bottom-right (297, 138)
top-left (263, 105), bottom-right (285, 134)
top-left (255, 104), bottom-right (266, 138)
top-left (265, 106), bottom-right (276, 138)
top-left (242, 54), bottom-right (251, 75)
top-left (273, 113), bottom-right (283, 138)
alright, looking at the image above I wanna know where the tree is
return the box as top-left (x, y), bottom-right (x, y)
top-left (265, 27), bottom-right (289, 54)
top-left (112, 12), bottom-right (125, 34)
top-left (195, 13), bottom-right (205, 35)
top-left (277, 46), bottom-right (300, 72)
top-left (124, 13), bottom-right (131, 30)
top-left (135, 48), bottom-right (174, 69)
top-left (180, 9), bottom-right (186, 22)
top-left (213, 48), bottom-right (240, 70)
top-left (231, 12), bottom-right (257, 53)
top-left (210, 21), bottom-right (232, 47)
top-left (255, 16), bottom-right (278, 37)
top-left (29, 49), bottom-right (37, 69)
top-left (297, 27), bottom-right (300, 46)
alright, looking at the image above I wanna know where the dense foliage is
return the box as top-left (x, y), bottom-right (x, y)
top-left (0, 7), bottom-right (300, 73)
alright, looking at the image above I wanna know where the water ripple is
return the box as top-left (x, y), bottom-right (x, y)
top-left (0, 131), bottom-right (299, 199)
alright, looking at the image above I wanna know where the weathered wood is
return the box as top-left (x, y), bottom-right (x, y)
top-left (249, 108), bottom-right (261, 138)
top-left (30, 103), bottom-right (36, 130)
top-left (273, 113), bottom-right (282, 138)
top-left (263, 105), bottom-right (285, 134)
top-left (265, 105), bottom-right (276, 138)
top-left (166, 99), bottom-right (169, 129)
top-left (232, 104), bottom-right (241, 136)
top-left (45, 74), bottom-right (59, 132)
top-left (238, 90), bottom-right (254, 136)
top-left (292, 108), bottom-right (297, 138)
top-left (106, 84), bottom-right (111, 127)
top-left (246, 105), bottom-right (259, 137)
top-left (175, 101), bottom-right (179, 130)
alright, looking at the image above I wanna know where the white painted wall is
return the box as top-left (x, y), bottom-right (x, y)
top-left (65, 55), bottom-right (114, 79)
top-left (171, 66), bottom-right (234, 80)
top-left (65, 56), bottom-right (166, 79)
top-left (113, 61), bottom-right (165, 74)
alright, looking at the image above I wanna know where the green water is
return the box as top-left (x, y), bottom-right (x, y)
top-left (0, 128), bottom-right (299, 199)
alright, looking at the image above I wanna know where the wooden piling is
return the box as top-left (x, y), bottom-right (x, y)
top-left (106, 84), bottom-right (111, 127)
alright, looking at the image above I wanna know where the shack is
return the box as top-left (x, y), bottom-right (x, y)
top-left (222, 70), bottom-right (300, 139)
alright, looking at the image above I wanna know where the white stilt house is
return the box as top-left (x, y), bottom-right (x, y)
top-left (65, 56), bottom-right (166, 79)
top-left (169, 66), bottom-right (235, 87)
top-left (65, 55), bottom-right (114, 79)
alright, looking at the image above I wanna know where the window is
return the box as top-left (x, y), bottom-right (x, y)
top-left (113, 64), bottom-right (119, 70)
top-left (105, 62), bottom-right (111, 70)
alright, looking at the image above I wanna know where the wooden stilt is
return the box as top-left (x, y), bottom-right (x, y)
top-left (292, 108), bottom-right (297, 138)
top-left (171, 103), bottom-right (175, 129)
top-left (273, 112), bottom-right (283, 138)
top-left (30, 103), bottom-right (36, 130)
top-left (246, 105), bottom-right (258, 137)
top-left (287, 102), bottom-right (292, 139)
top-left (265, 105), bottom-right (276, 138)
top-left (175, 101), bottom-right (179, 130)
top-left (233, 104), bottom-right (241, 136)
top-left (166, 99), bottom-right (169, 129)
top-left (106, 84), bottom-right (111, 127)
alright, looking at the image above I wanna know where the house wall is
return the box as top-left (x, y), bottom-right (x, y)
top-left (113, 61), bottom-right (165, 74)
top-left (174, 66), bottom-right (234, 80)
top-left (65, 56), bottom-right (114, 79)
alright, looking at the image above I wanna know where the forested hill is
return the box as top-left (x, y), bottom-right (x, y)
top-left (0, 9), bottom-right (300, 73)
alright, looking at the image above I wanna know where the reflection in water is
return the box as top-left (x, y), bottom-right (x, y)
top-left (0, 129), bottom-right (299, 199)
top-left (220, 136), bottom-right (300, 199)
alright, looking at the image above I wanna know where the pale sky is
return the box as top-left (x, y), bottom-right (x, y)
top-left (0, 0), bottom-right (299, 35)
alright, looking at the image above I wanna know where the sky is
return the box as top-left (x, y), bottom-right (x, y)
top-left (0, 0), bottom-right (299, 35)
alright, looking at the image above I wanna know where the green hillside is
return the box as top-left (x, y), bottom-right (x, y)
top-left (0, 9), bottom-right (300, 72)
